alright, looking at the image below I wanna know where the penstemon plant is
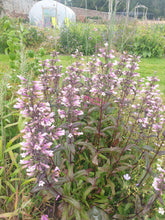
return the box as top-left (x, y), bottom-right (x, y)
top-left (15, 46), bottom-right (165, 219)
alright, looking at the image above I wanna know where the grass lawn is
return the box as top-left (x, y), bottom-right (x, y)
top-left (0, 54), bottom-right (10, 73)
top-left (139, 57), bottom-right (165, 96)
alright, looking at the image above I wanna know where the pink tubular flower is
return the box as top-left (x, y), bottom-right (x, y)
top-left (41, 215), bottom-right (48, 220)
top-left (15, 74), bottom-right (63, 185)
top-left (58, 109), bottom-right (66, 118)
top-left (55, 128), bottom-right (65, 137)
top-left (152, 177), bottom-right (161, 191)
top-left (51, 166), bottom-right (60, 182)
top-left (152, 174), bottom-right (165, 195)
top-left (17, 75), bottom-right (27, 82)
top-left (39, 180), bottom-right (45, 187)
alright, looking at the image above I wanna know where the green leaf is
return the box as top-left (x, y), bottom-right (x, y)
top-left (101, 126), bottom-right (115, 132)
top-left (20, 23), bottom-right (24, 32)
top-left (142, 145), bottom-right (155, 152)
top-left (73, 170), bottom-right (88, 180)
top-left (0, 196), bottom-right (8, 200)
top-left (120, 154), bottom-right (135, 161)
top-left (9, 167), bottom-right (21, 177)
top-left (6, 134), bottom-right (22, 149)
top-left (125, 144), bottom-right (138, 151)
top-left (106, 179), bottom-right (115, 197)
top-left (4, 181), bottom-right (16, 193)
top-left (61, 204), bottom-right (69, 220)
top-left (8, 151), bottom-right (19, 168)
top-left (82, 185), bottom-right (97, 202)
top-left (93, 198), bottom-right (109, 204)
top-left (98, 153), bottom-right (107, 160)
top-left (144, 152), bottom-right (150, 170)
top-left (21, 199), bottom-right (32, 209)
top-left (80, 210), bottom-right (89, 220)
top-left (4, 122), bottom-right (18, 129)
top-left (113, 166), bottom-right (129, 173)
top-left (74, 209), bottom-right (81, 220)
top-left (21, 178), bottom-right (37, 186)
top-left (113, 214), bottom-right (125, 219)
top-left (0, 167), bottom-right (4, 175)
top-left (84, 126), bottom-right (97, 133)
top-left (2, 111), bottom-right (18, 119)
top-left (88, 106), bottom-right (100, 114)
top-left (88, 120), bottom-right (98, 125)
top-left (125, 203), bottom-right (133, 212)
top-left (0, 210), bottom-right (18, 219)
top-left (71, 121), bottom-right (86, 128)
top-left (77, 141), bottom-right (96, 155)
top-left (102, 102), bottom-right (111, 110)
top-left (86, 177), bottom-right (97, 186)
top-left (68, 164), bottom-right (74, 180)
top-left (142, 195), bottom-right (157, 216)
top-left (0, 136), bottom-right (3, 160)
top-left (9, 52), bottom-right (16, 61)
top-left (135, 194), bottom-right (142, 213)
top-left (63, 196), bottom-right (81, 210)
top-left (18, 115), bottom-right (27, 131)
top-left (109, 115), bottom-right (117, 125)
top-left (92, 154), bottom-right (98, 165)
top-left (99, 147), bottom-right (121, 153)
top-left (68, 144), bottom-right (75, 155)
top-left (4, 143), bottom-right (21, 153)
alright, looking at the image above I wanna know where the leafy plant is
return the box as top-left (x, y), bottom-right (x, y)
top-left (59, 23), bottom-right (106, 55)
top-left (24, 26), bottom-right (45, 48)
top-left (0, 17), bottom-right (14, 54)
top-left (118, 24), bottom-right (165, 58)
top-left (14, 47), bottom-right (165, 219)
top-left (0, 73), bottom-right (41, 219)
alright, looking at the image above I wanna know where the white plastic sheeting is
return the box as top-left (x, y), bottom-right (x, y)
top-left (29, 0), bottom-right (76, 28)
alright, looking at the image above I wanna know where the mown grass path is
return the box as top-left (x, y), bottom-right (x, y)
top-left (138, 57), bottom-right (165, 99)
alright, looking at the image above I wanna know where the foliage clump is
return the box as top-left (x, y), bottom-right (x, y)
top-left (114, 22), bottom-right (165, 58)
top-left (0, 16), bottom-right (46, 55)
top-left (14, 46), bottom-right (165, 219)
top-left (59, 23), bottom-right (106, 55)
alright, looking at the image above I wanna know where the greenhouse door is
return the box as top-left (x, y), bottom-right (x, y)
top-left (42, 7), bottom-right (57, 27)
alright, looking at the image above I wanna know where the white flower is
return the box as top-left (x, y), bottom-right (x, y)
top-left (77, 132), bottom-right (83, 136)
top-left (104, 42), bottom-right (108, 47)
top-left (39, 180), bottom-right (45, 187)
top-left (20, 152), bottom-right (28, 158)
top-left (7, 83), bottom-right (12, 89)
top-left (123, 174), bottom-right (131, 181)
top-left (113, 60), bottom-right (118, 66)
top-left (90, 88), bottom-right (97, 93)
top-left (157, 164), bottom-right (165, 172)
top-left (102, 92), bottom-right (106, 96)
top-left (68, 133), bottom-right (73, 138)
top-left (158, 207), bottom-right (165, 215)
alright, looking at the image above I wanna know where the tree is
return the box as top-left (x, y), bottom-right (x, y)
top-left (56, 0), bottom-right (164, 18)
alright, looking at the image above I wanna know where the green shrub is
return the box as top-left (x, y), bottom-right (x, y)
top-left (59, 23), bottom-right (106, 55)
top-left (130, 25), bottom-right (165, 57)
top-left (115, 23), bottom-right (165, 58)
top-left (0, 17), bottom-right (14, 54)
top-left (114, 19), bottom-right (137, 52)
top-left (24, 27), bottom-right (46, 48)
top-left (0, 17), bottom-right (46, 54)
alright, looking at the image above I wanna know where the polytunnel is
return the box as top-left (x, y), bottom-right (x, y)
top-left (29, 0), bottom-right (76, 28)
